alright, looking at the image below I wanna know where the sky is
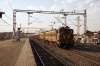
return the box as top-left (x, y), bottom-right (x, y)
top-left (0, 0), bottom-right (100, 34)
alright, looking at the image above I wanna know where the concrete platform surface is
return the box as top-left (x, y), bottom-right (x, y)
top-left (0, 38), bottom-right (36, 66)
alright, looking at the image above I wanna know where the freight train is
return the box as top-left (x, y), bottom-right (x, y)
top-left (33, 26), bottom-right (74, 49)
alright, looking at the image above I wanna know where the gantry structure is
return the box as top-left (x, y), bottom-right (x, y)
top-left (12, 9), bottom-right (87, 41)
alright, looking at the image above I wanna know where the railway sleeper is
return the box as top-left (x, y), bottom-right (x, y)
top-left (30, 39), bottom-right (67, 66)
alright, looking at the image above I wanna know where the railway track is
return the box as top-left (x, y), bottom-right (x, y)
top-left (55, 47), bottom-right (100, 66)
top-left (52, 46), bottom-right (100, 66)
top-left (72, 44), bottom-right (100, 64)
top-left (70, 49), bottom-right (100, 63)
top-left (31, 39), bottom-right (100, 66)
top-left (66, 49), bottom-right (100, 66)
top-left (74, 43), bottom-right (100, 52)
top-left (29, 39), bottom-right (68, 66)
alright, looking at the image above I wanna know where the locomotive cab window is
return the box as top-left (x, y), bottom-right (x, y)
top-left (60, 29), bottom-right (73, 34)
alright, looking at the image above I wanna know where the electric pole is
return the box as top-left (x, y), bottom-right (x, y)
top-left (84, 10), bottom-right (87, 34)
top-left (20, 23), bottom-right (21, 29)
top-left (77, 16), bottom-right (80, 36)
top-left (64, 14), bottom-right (67, 27)
top-left (27, 12), bottom-right (33, 25)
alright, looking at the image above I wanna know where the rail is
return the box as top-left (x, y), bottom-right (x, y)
top-left (29, 39), bottom-right (67, 66)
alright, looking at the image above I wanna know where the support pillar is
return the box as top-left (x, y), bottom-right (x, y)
top-left (84, 10), bottom-right (87, 34)
top-left (12, 10), bottom-right (16, 41)
top-left (77, 16), bottom-right (80, 36)
top-left (64, 14), bottom-right (67, 27)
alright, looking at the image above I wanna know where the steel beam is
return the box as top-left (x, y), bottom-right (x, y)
top-left (12, 9), bottom-right (87, 41)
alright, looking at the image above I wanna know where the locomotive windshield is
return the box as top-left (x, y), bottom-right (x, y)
top-left (60, 29), bottom-right (73, 34)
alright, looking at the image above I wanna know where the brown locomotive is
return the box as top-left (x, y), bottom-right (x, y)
top-left (39, 26), bottom-right (74, 49)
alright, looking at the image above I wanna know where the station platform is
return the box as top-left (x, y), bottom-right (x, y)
top-left (0, 38), bottom-right (36, 66)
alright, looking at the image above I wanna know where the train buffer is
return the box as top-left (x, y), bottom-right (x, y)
top-left (0, 38), bottom-right (36, 66)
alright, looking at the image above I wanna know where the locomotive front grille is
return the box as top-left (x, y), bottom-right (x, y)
top-left (59, 34), bottom-right (73, 44)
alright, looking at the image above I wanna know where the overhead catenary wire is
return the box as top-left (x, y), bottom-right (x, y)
top-left (4, 14), bottom-right (13, 20)
top-left (0, 9), bottom-right (13, 20)
top-left (78, 1), bottom-right (100, 12)
top-left (38, 0), bottom-right (55, 21)
top-left (50, 0), bottom-right (87, 24)
top-left (67, 0), bottom-right (100, 19)
top-left (68, 19), bottom-right (77, 26)
top-left (46, 0), bottom-right (55, 10)
top-left (32, 0), bottom-right (55, 27)
top-left (0, 18), bottom-right (12, 26)
top-left (29, 0), bottom-right (53, 26)
top-left (87, 9), bottom-right (100, 15)
top-left (62, 0), bottom-right (87, 19)
top-left (44, 0), bottom-right (52, 10)
top-left (50, 0), bottom-right (100, 29)
top-left (86, 1), bottom-right (100, 9)
top-left (35, 0), bottom-right (52, 20)
top-left (8, 0), bottom-right (13, 11)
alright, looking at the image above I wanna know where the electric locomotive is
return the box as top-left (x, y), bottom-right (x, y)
top-left (39, 26), bottom-right (74, 49)
top-left (58, 26), bottom-right (74, 48)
